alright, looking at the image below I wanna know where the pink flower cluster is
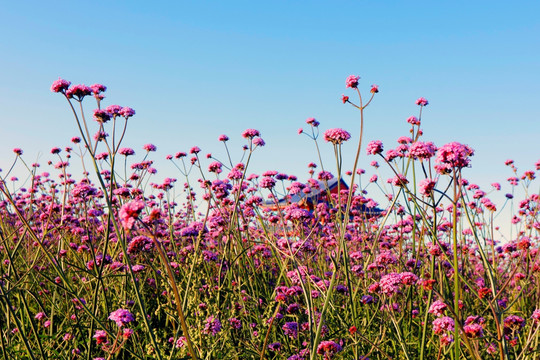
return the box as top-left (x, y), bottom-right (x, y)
top-left (119, 200), bottom-right (145, 230)
top-left (419, 178), bottom-right (437, 196)
top-left (432, 316), bottom-right (454, 335)
top-left (316, 340), bottom-right (342, 358)
top-left (108, 309), bottom-right (135, 327)
top-left (345, 75), bottom-right (360, 89)
top-left (323, 128), bottom-right (351, 145)
top-left (435, 142), bottom-right (474, 174)
top-left (366, 140), bottom-right (383, 155)
top-left (409, 141), bottom-right (437, 160)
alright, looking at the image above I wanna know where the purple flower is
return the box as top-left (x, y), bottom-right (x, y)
top-left (203, 316), bottom-right (222, 336)
top-left (108, 309), bottom-right (135, 327)
top-left (316, 340), bottom-right (343, 358)
top-left (282, 322), bottom-right (298, 339)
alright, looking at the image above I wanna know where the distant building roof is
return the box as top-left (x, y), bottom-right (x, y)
top-left (262, 178), bottom-right (383, 216)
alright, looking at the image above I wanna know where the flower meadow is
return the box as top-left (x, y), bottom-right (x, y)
top-left (0, 76), bottom-right (539, 360)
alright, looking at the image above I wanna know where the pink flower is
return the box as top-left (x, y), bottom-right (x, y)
top-left (259, 177), bottom-right (276, 189)
top-left (118, 147), bottom-right (135, 156)
top-left (51, 78), bottom-right (71, 93)
top-left (432, 316), bottom-right (454, 335)
top-left (345, 75), bottom-right (360, 89)
top-left (434, 142), bottom-right (474, 174)
top-left (428, 300), bottom-right (447, 317)
top-left (316, 340), bottom-right (342, 358)
top-left (324, 128), bottom-right (351, 145)
top-left (105, 105), bottom-right (123, 116)
top-left (318, 171), bottom-right (334, 181)
top-left (341, 95), bottom-right (349, 103)
top-left (190, 146), bottom-right (201, 154)
top-left (306, 117), bottom-right (320, 127)
top-left (242, 129), bottom-right (260, 138)
top-left (122, 328), bottom-right (134, 340)
top-left (379, 273), bottom-right (402, 296)
top-left (108, 309), bottom-right (135, 327)
top-left (532, 309), bottom-right (540, 323)
top-left (143, 143), bottom-right (157, 152)
top-left (419, 178), bottom-right (437, 196)
top-left (119, 107), bottom-right (135, 118)
top-left (366, 140), bottom-right (383, 155)
top-left (93, 109), bottom-right (111, 123)
top-left (93, 330), bottom-right (108, 344)
top-left (218, 134), bottom-right (229, 142)
top-left (253, 137), bottom-right (265, 147)
top-left (13, 148), bottom-right (23, 155)
top-left (407, 116), bottom-right (420, 125)
top-left (66, 84), bottom-right (93, 100)
top-left (391, 174), bottom-right (409, 187)
top-left (416, 97), bottom-right (429, 106)
top-left (208, 161), bottom-right (222, 174)
top-left (400, 272), bottom-right (418, 285)
top-left (370, 84), bottom-right (379, 93)
top-left (90, 84), bottom-right (107, 95)
top-left (409, 141), bottom-right (437, 160)
top-left (119, 200), bottom-right (145, 230)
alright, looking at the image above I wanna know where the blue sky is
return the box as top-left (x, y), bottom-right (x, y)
top-left (0, 1), bottom-right (539, 232)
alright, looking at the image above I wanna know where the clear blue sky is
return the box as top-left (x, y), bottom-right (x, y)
top-left (1, 1), bottom-right (539, 226)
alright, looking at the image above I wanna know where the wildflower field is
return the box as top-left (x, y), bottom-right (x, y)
top-left (1, 75), bottom-right (539, 360)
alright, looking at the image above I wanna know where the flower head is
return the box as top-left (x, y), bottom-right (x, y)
top-left (416, 97), bottom-right (429, 106)
top-left (346, 75), bottom-right (360, 89)
top-left (51, 78), bottom-right (71, 93)
top-left (366, 140), bottom-right (383, 155)
top-left (435, 142), bottom-right (474, 174)
top-left (66, 84), bottom-right (93, 101)
top-left (108, 309), bottom-right (135, 327)
top-left (119, 107), bottom-right (135, 118)
top-left (316, 340), bottom-right (343, 358)
top-left (143, 143), bottom-right (157, 152)
top-left (93, 109), bottom-right (111, 123)
top-left (242, 129), bottom-right (260, 139)
top-left (324, 128), bottom-right (351, 145)
top-left (306, 117), bottom-right (320, 127)
top-left (119, 200), bottom-right (145, 230)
